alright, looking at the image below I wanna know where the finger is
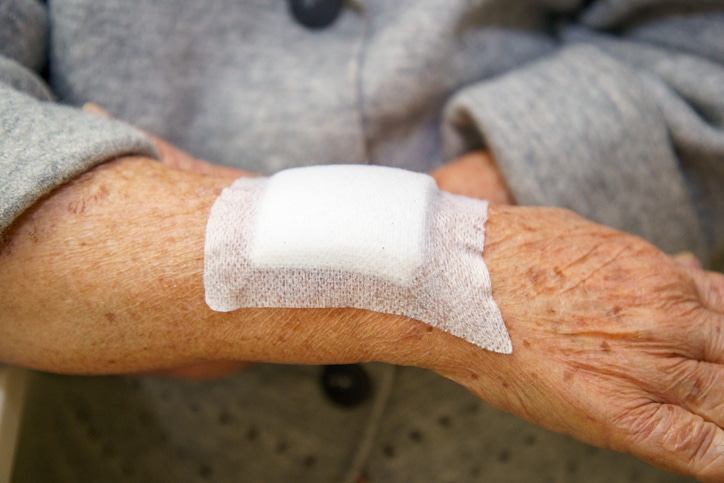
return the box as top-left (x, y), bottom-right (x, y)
top-left (677, 307), bottom-right (724, 365)
top-left (174, 155), bottom-right (251, 178)
top-left (621, 402), bottom-right (724, 482)
top-left (159, 143), bottom-right (249, 178)
top-left (431, 151), bottom-right (515, 204)
top-left (82, 102), bottom-right (112, 118)
top-left (138, 126), bottom-right (250, 178)
top-left (150, 133), bottom-right (199, 167)
top-left (655, 359), bottom-right (724, 428)
top-left (672, 267), bottom-right (724, 363)
top-left (690, 268), bottom-right (724, 314)
top-left (674, 252), bottom-right (702, 270)
top-left (703, 313), bottom-right (724, 366)
top-left (82, 102), bottom-right (183, 165)
top-left (705, 271), bottom-right (724, 313)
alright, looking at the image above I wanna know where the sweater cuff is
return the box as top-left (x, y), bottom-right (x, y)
top-left (0, 85), bottom-right (157, 232)
top-left (442, 44), bottom-right (705, 256)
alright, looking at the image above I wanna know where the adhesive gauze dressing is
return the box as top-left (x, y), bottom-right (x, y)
top-left (204, 165), bottom-right (511, 353)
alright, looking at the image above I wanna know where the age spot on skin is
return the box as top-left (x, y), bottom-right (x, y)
top-left (526, 266), bottom-right (567, 292)
top-left (526, 267), bottom-right (547, 285)
top-left (606, 306), bottom-right (622, 320)
top-left (66, 185), bottom-right (111, 215)
top-left (26, 229), bottom-right (39, 243)
top-left (67, 199), bottom-right (87, 215)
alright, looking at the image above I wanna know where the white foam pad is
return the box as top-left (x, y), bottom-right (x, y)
top-left (250, 165), bottom-right (435, 286)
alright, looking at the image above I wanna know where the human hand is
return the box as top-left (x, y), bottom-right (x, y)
top-left (431, 150), bottom-right (515, 204)
top-left (423, 205), bottom-right (724, 481)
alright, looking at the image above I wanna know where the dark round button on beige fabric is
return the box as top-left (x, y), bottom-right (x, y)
top-left (289, 0), bottom-right (344, 30)
top-left (321, 364), bottom-right (372, 407)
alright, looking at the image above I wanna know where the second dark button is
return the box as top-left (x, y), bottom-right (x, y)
top-left (289, 0), bottom-right (344, 30)
top-left (321, 364), bottom-right (372, 407)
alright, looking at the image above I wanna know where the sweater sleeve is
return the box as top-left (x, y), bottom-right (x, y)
top-left (0, 0), bottom-right (157, 233)
top-left (442, 5), bottom-right (724, 261)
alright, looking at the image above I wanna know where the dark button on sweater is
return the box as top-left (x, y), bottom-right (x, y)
top-left (289, 0), bottom-right (344, 30)
top-left (321, 364), bottom-right (372, 407)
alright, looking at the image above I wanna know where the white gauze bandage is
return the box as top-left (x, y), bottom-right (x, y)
top-left (204, 165), bottom-right (511, 353)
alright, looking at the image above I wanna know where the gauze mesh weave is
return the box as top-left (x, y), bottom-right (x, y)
top-left (204, 166), bottom-right (511, 353)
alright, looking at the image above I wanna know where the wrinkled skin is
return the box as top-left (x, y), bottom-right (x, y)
top-left (429, 205), bottom-right (724, 481)
top-left (432, 147), bottom-right (724, 478)
top-left (2, 115), bottom-right (723, 480)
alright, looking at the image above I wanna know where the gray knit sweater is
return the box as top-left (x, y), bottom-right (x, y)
top-left (2, 1), bottom-right (723, 481)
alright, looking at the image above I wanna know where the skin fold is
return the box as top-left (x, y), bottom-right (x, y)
top-left (1, 132), bottom-right (723, 481)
